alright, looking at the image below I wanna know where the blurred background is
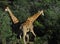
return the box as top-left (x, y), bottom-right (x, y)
top-left (0, 0), bottom-right (60, 44)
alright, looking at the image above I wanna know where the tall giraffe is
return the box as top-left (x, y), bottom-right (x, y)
top-left (5, 6), bottom-right (44, 44)
top-left (27, 10), bottom-right (44, 23)
top-left (5, 6), bottom-right (22, 44)
top-left (20, 10), bottom-right (44, 44)
top-left (5, 7), bottom-right (19, 24)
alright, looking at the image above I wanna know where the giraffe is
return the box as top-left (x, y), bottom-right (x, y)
top-left (5, 7), bottom-right (19, 24)
top-left (5, 6), bottom-right (44, 44)
top-left (20, 10), bottom-right (44, 44)
top-left (5, 7), bottom-right (22, 43)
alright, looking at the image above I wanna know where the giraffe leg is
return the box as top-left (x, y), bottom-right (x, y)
top-left (23, 32), bottom-right (26, 44)
top-left (23, 26), bottom-right (28, 44)
top-left (31, 29), bottom-right (36, 37)
top-left (26, 34), bottom-right (29, 43)
top-left (30, 26), bottom-right (36, 37)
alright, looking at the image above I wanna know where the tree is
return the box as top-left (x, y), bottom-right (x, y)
top-left (0, 0), bottom-right (60, 44)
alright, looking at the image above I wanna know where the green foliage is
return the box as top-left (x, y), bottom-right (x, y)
top-left (34, 21), bottom-right (45, 29)
top-left (0, 0), bottom-right (60, 44)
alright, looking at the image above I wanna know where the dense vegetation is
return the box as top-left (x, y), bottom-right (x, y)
top-left (0, 0), bottom-right (60, 44)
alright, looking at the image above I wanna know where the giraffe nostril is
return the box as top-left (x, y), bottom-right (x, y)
top-left (42, 13), bottom-right (44, 16)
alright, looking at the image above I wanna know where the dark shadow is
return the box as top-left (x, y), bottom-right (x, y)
top-left (27, 31), bottom-right (35, 42)
top-left (48, 32), bottom-right (58, 44)
top-left (11, 22), bottom-right (23, 39)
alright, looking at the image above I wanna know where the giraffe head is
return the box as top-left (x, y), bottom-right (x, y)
top-left (38, 10), bottom-right (44, 16)
top-left (5, 7), bottom-right (9, 11)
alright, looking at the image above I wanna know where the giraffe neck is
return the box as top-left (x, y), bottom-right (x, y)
top-left (7, 7), bottom-right (19, 24)
top-left (28, 10), bottom-right (43, 23)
